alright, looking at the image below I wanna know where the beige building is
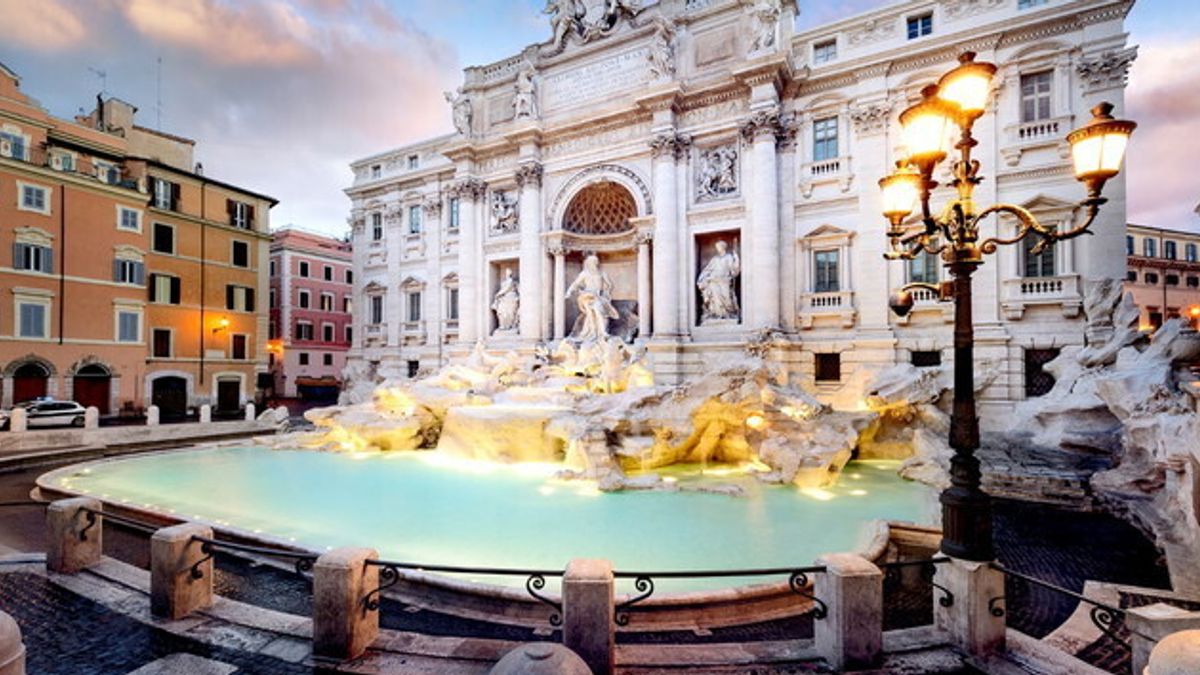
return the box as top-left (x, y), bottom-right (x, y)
top-left (1125, 223), bottom-right (1200, 331)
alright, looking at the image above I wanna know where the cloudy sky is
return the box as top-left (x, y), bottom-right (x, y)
top-left (0, 0), bottom-right (1195, 235)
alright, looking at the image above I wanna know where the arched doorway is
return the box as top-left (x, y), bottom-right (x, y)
top-left (73, 364), bottom-right (111, 414)
top-left (151, 376), bottom-right (188, 420)
top-left (12, 362), bottom-right (49, 404)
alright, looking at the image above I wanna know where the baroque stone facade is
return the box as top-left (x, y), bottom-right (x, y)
top-left (345, 0), bottom-right (1134, 422)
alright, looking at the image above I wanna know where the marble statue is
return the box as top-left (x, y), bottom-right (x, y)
top-left (492, 269), bottom-right (520, 334)
top-left (697, 145), bottom-right (738, 200)
top-left (697, 240), bottom-right (741, 322)
top-left (647, 17), bottom-right (676, 80)
top-left (491, 191), bottom-right (519, 234)
top-left (444, 88), bottom-right (472, 135)
top-left (544, 0), bottom-right (585, 50)
top-left (567, 254), bottom-right (619, 341)
top-left (513, 68), bottom-right (537, 119)
top-left (600, 0), bottom-right (641, 30)
top-left (744, 0), bottom-right (781, 53)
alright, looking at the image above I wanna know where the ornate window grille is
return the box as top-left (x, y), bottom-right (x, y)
top-left (563, 182), bottom-right (636, 235)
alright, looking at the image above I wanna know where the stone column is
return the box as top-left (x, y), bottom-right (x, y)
top-left (313, 547), bottom-right (380, 661)
top-left (516, 163), bottom-right (544, 342)
top-left (46, 497), bottom-right (101, 574)
top-left (814, 553), bottom-right (883, 670)
top-left (649, 132), bottom-right (686, 338)
top-left (552, 247), bottom-right (567, 340)
top-left (935, 558), bottom-right (1006, 657)
top-left (741, 110), bottom-right (782, 329)
top-left (423, 195), bottom-right (444, 348)
top-left (455, 179), bottom-right (485, 345)
top-left (563, 558), bottom-right (615, 675)
top-left (542, 250), bottom-right (554, 339)
top-left (150, 523), bottom-right (214, 620)
top-left (637, 233), bottom-right (652, 340)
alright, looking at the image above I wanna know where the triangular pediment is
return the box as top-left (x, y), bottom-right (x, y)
top-left (802, 224), bottom-right (852, 239)
top-left (399, 275), bottom-right (426, 289)
top-left (1021, 194), bottom-right (1078, 213)
top-left (362, 280), bottom-right (386, 294)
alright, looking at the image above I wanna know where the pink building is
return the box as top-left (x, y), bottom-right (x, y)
top-left (269, 228), bottom-right (353, 399)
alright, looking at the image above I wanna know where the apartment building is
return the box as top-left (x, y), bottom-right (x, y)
top-left (0, 63), bottom-right (274, 416)
top-left (1126, 223), bottom-right (1200, 331)
top-left (268, 228), bottom-right (353, 399)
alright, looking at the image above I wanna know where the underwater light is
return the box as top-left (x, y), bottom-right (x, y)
top-left (745, 413), bottom-right (766, 430)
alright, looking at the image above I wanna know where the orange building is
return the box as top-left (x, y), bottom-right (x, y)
top-left (0, 63), bottom-right (274, 417)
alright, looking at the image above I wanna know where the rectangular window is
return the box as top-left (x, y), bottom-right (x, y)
top-left (1020, 72), bottom-right (1052, 123)
top-left (228, 200), bottom-right (253, 229)
top-left (113, 259), bottom-right (145, 285)
top-left (447, 288), bottom-right (460, 320)
top-left (323, 353), bottom-right (334, 366)
top-left (343, 296), bottom-right (352, 313)
top-left (118, 207), bottom-right (141, 232)
top-left (409, 205), bottom-right (422, 234)
top-left (270, 260), bottom-right (277, 276)
top-left (407, 291), bottom-right (422, 322)
top-left (407, 361), bottom-right (420, 378)
top-left (1166, 274), bottom-right (1180, 286)
top-left (371, 213), bottom-right (384, 241)
top-left (345, 269), bottom-right (354, 284)
top-left (1145, 272), bottom-right (1159, 285)
top-left (1023, 236), bottom-right (1055, 277)
top-left (407, 155), bottom-right (419, 170)
top-left (295, 322), bottom-right (314, 340)
top-left (813, 250), bottom-right (840, 293)
top-left (299, 261), bottom-right (310, 277)
top-left (1187, 276), bottom-right (1199, 288)
top-left (1165, 241), bottom-right (1177, 260)
top-left (1018, 0), bottom-right (1048, 8)
top-left (18, 302), bottom-right (46, 338)
top-left (907, 13), bottom-right (933, 39)
top-left (152, 328), bottom-right (172, 358)
top-left (911, 350), bottom-right (942, 367)
top-left (116, 310), bottom-right (140, 343)
top-left (322, 323), bottom-right (335, 342)
top-left (370, 296), bottom-right (384, 324)
top-left (231, 334), bottom-right (248, 360)
top-left (815, 353), bottom-right (841, 382)
top-left (320, 293), bottom-right (334, 312)
top-left (0, 131), bottom-right (26, 160)
top-left (13, 244), bottom-right (52, 273)
top-left (20, 184), bottom-right (48, 213)
top-left (95, 161), bottom-right (120, 185)
top-left (323, 265), bottom-right (333, 281)
top-left (812, 116), bottom-right (838, 162)
top-left (150, 274), bottom-right (181, 304)
top-left (448, 198), bottom-right (460, 231)
top-left (299, 352), bottom-right (310, 365)
top-left (298, 290), bottom-right (310, 309)
top-left (151, 178), bottom-right (178, 211)
top-left (1126, 235), bottom-right (1135, 255)
top-left (371, 164), bottom-right (381, 179)
top-left (908, 251), bottom-right (938, 284)
top-left (1143, 238), bottom-right (1157, 257)
top-left (231, 240), bottom-right (249, 268)
top-left (152, 223), bottom-right (175, 254)
top-left (1186, 244), bottom-right (1198, 262)
top-left (226, 285), bottom-right (255, 312)
top-left (1024, 348), bottom-right (1060, 397)
top-left (345, 325), bottom-right (353, 343)
top-left (813, 39), bottom-right (837, 65)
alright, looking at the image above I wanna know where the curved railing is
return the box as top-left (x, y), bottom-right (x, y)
top-left (188, 535), bottom-right (319, 580)
top-left (881, 557), bottom-right (954, 609)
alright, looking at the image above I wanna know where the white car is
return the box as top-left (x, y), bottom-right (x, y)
top-left (1, 399), bottom-right (87, 429)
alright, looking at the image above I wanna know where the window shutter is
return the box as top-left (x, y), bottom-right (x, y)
top-left (113, 259), bottom-right (122, 282)
top-left (12, 243), bottom-right (22, 268)
top-left (246, 205), bottom-right (256, 228)
top-left (170, 182), bottom-right (181, 211)
top-left (226, 285), bottom-right (235, 310)
top-left (44, 246), bottom-right (53, 274)
top-left (226, 199), bottom-right (235, 224)
top-left (148, 274), bottom-right (157, 301)
top-left (170, 277), bottom-right (181, 305)
top-left (245, 288), bottom-right (255, 312)
top-left (134, 262), bottom-right (145, 286)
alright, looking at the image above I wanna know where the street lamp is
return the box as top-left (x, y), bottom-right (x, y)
top-left (880, 52), bottom-right (1135, 561)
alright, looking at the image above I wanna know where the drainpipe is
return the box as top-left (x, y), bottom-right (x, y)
top-left (58, 180), bottom-right (66, 345)
top-left (199, 183), bottom-right (206, 388)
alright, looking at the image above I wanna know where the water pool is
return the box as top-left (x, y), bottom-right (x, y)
top-left (44, 447), bottom-right (936, 593)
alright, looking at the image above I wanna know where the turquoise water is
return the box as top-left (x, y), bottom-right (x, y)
top-left (51, 447), bottom-right (935, 593)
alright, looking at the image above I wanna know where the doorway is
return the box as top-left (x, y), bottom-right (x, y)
top-left (73, 364), bottom-right (111, 414)
top-left (151, 376), bottom-right (188, 420)
top-left (12, 362), bottom-right (49, 404)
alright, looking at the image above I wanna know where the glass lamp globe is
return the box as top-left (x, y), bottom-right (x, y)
top-left (879, 163), bottom-right (922, 226)
top-left (1067, 102), bottom-right (1137, 193)
top-left (936, 52), bottom-right (997, 119)
top-left (900, 86), bottom-right (954, 171)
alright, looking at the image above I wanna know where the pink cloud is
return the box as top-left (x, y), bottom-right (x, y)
top-left (0, 0), bottom-right (87, 52)
top-left (122, 0), bottom-right (316, 67)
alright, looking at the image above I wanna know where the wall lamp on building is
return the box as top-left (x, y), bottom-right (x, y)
top-left (876, 51), bottom-right (1136, 562)
top-left (212, 317), bottom-right (231, 335)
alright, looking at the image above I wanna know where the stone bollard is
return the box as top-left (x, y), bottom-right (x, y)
top-left (84, 406), bottom-right (99, 429)
top-left (814, 553), bottom-right (883, 670)
top-left (563, 559), bottom-right (615, 675)
top-left (244, 403), bottom-right (255, 421)
top-left (313, 547), bottom-right (379, 661)
top-left (8, 409), bottom-right (25, 433)
top-left (146, 405), bottom-right (159, 426)
top-left (0, 610), bottom-right (24, 675)
top-left (489, 643), bottom-right (590, 675)
top-left (46, 497), bottom-right (102, 574)
top-left (199, 404), bottom-right (211, 424)
top-left (935, 558), bottom-right (1006, 657)
top-left (150, 523), bottom-right (214, 620)
top-left (1128, 604), bottom-right (1200, 675)
top-left (1145, 629), bottom-right (1200, 675)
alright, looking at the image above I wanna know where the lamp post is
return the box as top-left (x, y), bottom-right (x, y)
top-left (879, 52), bottom-right (1136, 561)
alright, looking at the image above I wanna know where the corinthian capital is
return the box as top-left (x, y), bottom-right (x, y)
top-left (515, 162), bottom-right (544, 189)
top-left (449, 177), bottom-right (488, 201)
top-left (422, 195), bottom-right (443, 216)
top-left (739, 109), bottom-right (782, 142)
top-left (648, 131), bottom-right (692, 160)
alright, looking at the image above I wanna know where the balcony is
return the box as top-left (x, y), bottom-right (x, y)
top-left (798, 290), bottom-right (856, 329)
top-left (1001, 115), bottom-right (1073, 167)
top-left (401, 320), bottom-right (426, 345)
top-left (1001, 274), bottom-right (1083, 320)
top-left (364, 323), bottom-right (387, 345)
top-left (799, 156), bottom-right (853, 198)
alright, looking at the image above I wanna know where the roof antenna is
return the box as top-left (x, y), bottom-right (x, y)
top-left (155, 56), bottom-right (163, 130)
top-left (87, 66), bottom-right (107, 98)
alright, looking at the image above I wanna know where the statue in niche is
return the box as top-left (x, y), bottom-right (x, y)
top-left (744, 0), bottom-right (782, 53)
top-left (697, 145), bottom-right (738, 201)
top-left (647, 16), bottom-right (676, 80)
top-left (567, 254), bottom-right (619, 341)
top-left (490, 191), bottom-right (519, 235)
top-left (492, 269), bottom-right (520, 334)
top-left (544, 0), bottom-right (586, 50)
top-left (697, 239), bottom-right (741, 323)
top-left (513, 68), bottom-right (537, 119)
top-left (444, 88), bottom-right (472, 135)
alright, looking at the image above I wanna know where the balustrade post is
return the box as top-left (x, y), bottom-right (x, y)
top-left (935, 558), bottom-right (1005, 656)
top-left (46, 497), bottom-right (101, 574)
top-left (150, 523), bottom-right (214, 620)
top-left (814, 553), bottom-right (882, 670)
top-left (313, 547), bottom-right (379, 661)
top-left (83, 406), bottom-right (99, 430)
top-left (563, 558), bottom-right (614, 675)
top-left (199, 404), bottom-right (211, 424)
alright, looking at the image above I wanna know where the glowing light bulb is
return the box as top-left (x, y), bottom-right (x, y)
top-left (745, 413), bottom-right (766, 430)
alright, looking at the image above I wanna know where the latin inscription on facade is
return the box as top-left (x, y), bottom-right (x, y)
top-left (541, 47), bottom-right (652, 111)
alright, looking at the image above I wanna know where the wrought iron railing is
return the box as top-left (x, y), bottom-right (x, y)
top-left (79, 506), bottom-right (159, 539)
top-left (188, 535), bottom-right (319, 580)
top-left (881, 557), bottom-right (954, 608)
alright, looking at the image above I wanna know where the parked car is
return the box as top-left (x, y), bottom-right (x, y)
top-left (0, 399), bottom-right (87, 430)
